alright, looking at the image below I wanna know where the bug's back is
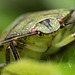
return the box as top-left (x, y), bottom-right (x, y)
top-left (0, 9), bottom-right (70, 42)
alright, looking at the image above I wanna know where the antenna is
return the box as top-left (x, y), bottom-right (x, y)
top-left (0, 32), bottom-right (38, 44)
top-left (63, 20), bottom-right (75, 26)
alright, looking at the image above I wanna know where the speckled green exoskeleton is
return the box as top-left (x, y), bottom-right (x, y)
top-left (0, 9), bottom-right (75, 65)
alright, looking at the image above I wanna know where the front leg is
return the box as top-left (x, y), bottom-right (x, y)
top-left (44, 32), bottom-right (75, 56)
top-left (46, 23), bottom-right (75, 54)
top-left (53, 33), bottom-right (75, 47)
top-left (10, 42), bottom-right (20, 61)
top-left (6, 46), bottom-right (10, 64)
top-left (6, 42), bottom-right (20, 64)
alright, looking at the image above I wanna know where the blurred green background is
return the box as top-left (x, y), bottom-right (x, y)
top-left (0, 0), bottom-right (75, 34)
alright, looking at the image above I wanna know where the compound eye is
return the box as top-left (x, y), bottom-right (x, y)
top-left (57, 18), bottom-right (63, 23)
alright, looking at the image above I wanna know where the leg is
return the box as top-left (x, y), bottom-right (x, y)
top-left (44, 33), bottom-right (75, 56)
top-left (52, 22), bottom-right (75, 48)
top-left (6, 42), bottom-right (20, 64)
top-left (53, 33), bottom-right (75, 47)
top-left (10, 42), bottom-right (20, 61)
top-left (6, 46), bottom-right (10, 64)
top-left (44, 23), bottom-right (75, 55)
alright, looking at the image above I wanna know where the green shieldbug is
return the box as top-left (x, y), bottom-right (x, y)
top-left (0, 9), bottom-right (75, 65)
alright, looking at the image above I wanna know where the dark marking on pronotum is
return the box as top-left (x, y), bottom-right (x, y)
top-left (39, 19), bottom-right (52, 30)
top-left (45, 19), bottom-right (53, 28)
top-left (39, 21), bottom-right (49, 28)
